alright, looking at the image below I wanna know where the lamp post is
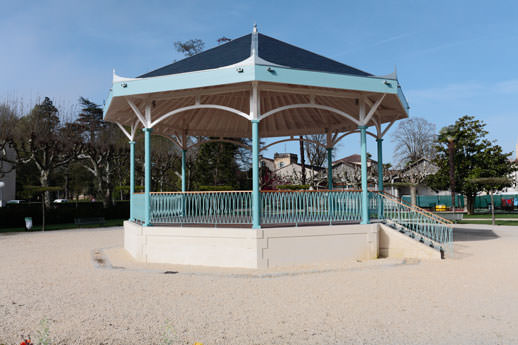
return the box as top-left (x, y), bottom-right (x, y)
top-left (446, 132), bottom-right (456, 214)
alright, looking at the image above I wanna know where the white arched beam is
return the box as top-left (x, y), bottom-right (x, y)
top-left (126, 97), bottom-right (251, 129)
top-left (157, 133), bottom-right (184, 150)
top-left (259, 104), bottom-right (360, 125)
top-left (359, 94), bottom-right (385, 126)
top-left (158, 134), bottom-right (251, 151)
top-left (127, 99), bottom-right (149, 127)
top-left (260, 136), bottom-right (327, 152)
top-left (370, 118), bottom-right (395, 139)
top-left (116, 120), bottom-right (141, 141)
top-left (151, 104), bottom-right (250, 128)
top-left (332, 129), bottom-right (377, 147)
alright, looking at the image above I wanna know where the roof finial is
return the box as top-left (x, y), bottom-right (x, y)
top-left (253, 23), bottom-right (258, 33)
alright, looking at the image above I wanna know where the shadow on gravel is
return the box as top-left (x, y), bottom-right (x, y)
top-left (453, 227), bottom-right (499, 242)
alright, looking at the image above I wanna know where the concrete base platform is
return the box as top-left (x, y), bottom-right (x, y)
top-left (124, 221), bottom-right (440, 269)
top-left (124, 221), bottom-right (380, 268)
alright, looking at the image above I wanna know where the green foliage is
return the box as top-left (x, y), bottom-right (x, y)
top-left (37, 318), bottom-right (52, 345)
top-left (193, 141), bottom-right (244, 190)
top-left (276, 184), bottom-right (310, 190)
top-left (198, 185), bottom-right (233, 191)
top-left (426, 115), bottom-right (517, 213)
top-left (20, 185), bottom-right (62, 199)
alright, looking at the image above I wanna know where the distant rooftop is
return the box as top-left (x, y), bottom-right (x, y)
top-left (333, 154), bottom-right (377, 166)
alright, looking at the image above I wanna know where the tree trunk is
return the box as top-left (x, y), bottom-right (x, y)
top-left (299, 137), bottom-right (306, 185)
top-left (40, 170), bottom-right (51, 208)
top-left (490, 191), bottom-right (495, 226)
top-left (410, 185), bottom-right (417, 206)
top-left (466, 195), bottom-right (475, 215)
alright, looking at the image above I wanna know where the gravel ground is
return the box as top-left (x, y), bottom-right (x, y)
top-left (1, 224), bottom-right (518, 345)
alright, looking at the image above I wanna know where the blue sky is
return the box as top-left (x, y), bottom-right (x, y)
top-left (1, 0), bottom-right (517, 164)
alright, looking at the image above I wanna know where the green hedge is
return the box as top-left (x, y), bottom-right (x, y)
top-left (276, 184), bottom-right (310, 190)
top-left (0, 201), bottom-right (129, 229)
top-left (198, 185), bottom-right (234, 191)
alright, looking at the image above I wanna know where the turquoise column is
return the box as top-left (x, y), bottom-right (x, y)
top-left (143, 128), bottom-right (152, 226)
top-left (181, 149), bottom-right (186, 192)
top-left (376, 138), bottom-right (384, 220)
top-left (327, 148), bottom-right (333, 190)
top-left (376, 138), bottom-right (383, 192)
top-left (129, 140), bottom-right (135, 221)
top-left (359, 126), bottom-right (369, 224)
top-left (251, 120), bottom-right (261, 229)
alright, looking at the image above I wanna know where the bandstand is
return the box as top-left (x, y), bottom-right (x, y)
top-left (104, 26), bottom-right (452, 268)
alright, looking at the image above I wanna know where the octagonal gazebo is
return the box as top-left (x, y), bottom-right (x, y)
top-left (104, 26), bottom-right (451, 267)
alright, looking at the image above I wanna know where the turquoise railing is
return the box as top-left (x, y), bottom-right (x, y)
top-left (135, 191), bottom-right (453, 254)
top-left (132, 193), bottom-right (146, 223)
top-left (376, 192), bottom-right (453, 254)
top-left (150, 191), bottom-right (252, 225)
top-left (261, 190), bottom-right (363, 225)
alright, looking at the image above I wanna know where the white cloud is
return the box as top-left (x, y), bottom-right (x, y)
top-left (407, 79), bottom-right (518, 102)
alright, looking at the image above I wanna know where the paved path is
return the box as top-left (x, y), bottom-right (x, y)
top-left (1, 225), bottom-right (518, 344)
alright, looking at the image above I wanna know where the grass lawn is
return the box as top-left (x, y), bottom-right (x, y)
top-left (464, 213), bottom-right (518, 219)
top-left (0, 218), bottom-right (125, 233)
top-left (458, 219), bottom-right (518, 226)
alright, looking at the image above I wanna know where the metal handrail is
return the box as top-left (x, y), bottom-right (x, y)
top-left (377, 191), bottom-right (453, 225)
top-left (376, 192), bottom-right (453, 253)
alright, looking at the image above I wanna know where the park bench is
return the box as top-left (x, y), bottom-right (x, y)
top-left (74, 217), bottom-right (106, 227)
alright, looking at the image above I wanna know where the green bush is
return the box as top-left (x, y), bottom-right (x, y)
top-left (198, 185), bottom-right (234, 191)
top-left (276, 184), bottom-right (310, 190)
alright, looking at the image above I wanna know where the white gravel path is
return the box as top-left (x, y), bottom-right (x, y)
top-left (1, 225), bottom-right (518, 345)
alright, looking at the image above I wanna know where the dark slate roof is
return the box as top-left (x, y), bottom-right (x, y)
top-left (139, 35), bottom-right (251, 78)
top-left (258, 34), bottom-right (371, 77)
top-left (139, 33), bottom-right (371, 78)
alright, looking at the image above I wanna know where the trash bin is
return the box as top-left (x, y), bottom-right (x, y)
top-left (24, 217), bottom-right (33, 231)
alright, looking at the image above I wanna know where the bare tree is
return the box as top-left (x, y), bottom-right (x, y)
top-left (299, 136), bottom-right (306, 185)
top-left (304, 134), bottom-right (328, 186)
top-left (397, 159), bottom-right (438, 206)
top-left (0, 103), bottom-right (18, 177)
top-left (75, 97), bottom-right (127, 208)
top-left (391, 117), bottom-right (437, 205)
top-left (174, 39), bottom-right (205, 57)
top-left (14, 97), bottom-right (81, 207)
top-left (392, 117), bottom-right (436, 167)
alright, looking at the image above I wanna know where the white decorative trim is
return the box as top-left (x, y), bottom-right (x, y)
top-left (113, 69), bottom-right (139, 83)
